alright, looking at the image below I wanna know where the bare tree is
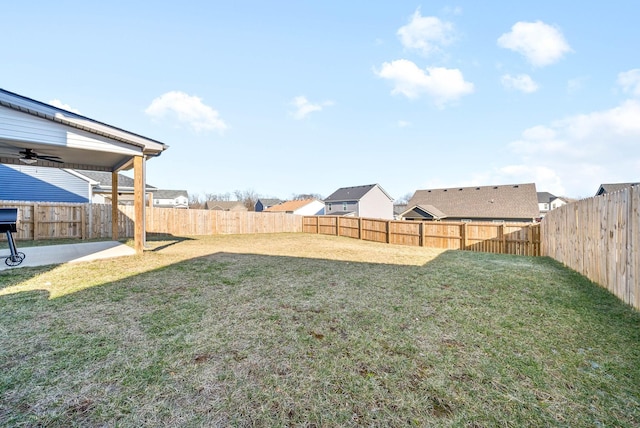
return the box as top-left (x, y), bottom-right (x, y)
top-left (234, 189), bottom-right (260, 211)
top-left (394, 192), bottom-right (414, 205)
top-left (204, 192), bottom-right (231, 201)
top-left (189, 193), bottom-right (204, 209)
top-left (291, 193), bottom-right (323, 200)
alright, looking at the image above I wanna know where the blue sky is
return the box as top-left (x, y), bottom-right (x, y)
top-left (3, 1), bottom-right (639, 200)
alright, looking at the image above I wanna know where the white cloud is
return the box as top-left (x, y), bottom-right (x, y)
top-left (397, 8), bottom-right (455, 56)
top-left (504, 99), bottom-right (640, 196)
top-left (290, 96), bottom-right (334, 120)
top-left (618, 69), bottom-right (640, 96)
top-left (375, 59), bottom-right (474, 107)
top-left (145, 91), bottom-right (227, 133)
top-left (497, 21), bottom-right (571, 67)
top-left (501, 74), bottom-right (539, 93)
top-left (49, 99), bottom-right (81, 114)
top-left (397, 120), bottom-right (411, 128)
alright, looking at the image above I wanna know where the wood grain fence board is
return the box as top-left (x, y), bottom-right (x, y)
top-left (304, 216), bottom-right (539, 256)
top-left (542, 186), bottom-right (640, 310)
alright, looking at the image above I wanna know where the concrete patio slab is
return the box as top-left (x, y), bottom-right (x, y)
top-left (0, 241), bottom-right (136, 270)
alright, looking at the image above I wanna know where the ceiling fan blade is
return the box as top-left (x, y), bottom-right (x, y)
top-left (36, 156), bottom-right (64, 163)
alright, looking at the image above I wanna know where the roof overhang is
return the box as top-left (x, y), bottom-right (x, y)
top-left (0, 88), bottom-right (168, 172)
top-left (400, 204), bottom-right (447, 220)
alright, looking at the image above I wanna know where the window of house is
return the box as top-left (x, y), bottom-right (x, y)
top-left (342, 202), bottom-right (347, 211)
top-left (328, 203), bottom-right (332, 211)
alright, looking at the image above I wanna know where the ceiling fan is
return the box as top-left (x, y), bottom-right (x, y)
top-left (0, 148), bottom-right (63, 165)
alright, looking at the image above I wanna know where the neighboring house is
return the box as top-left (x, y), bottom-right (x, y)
top-left (402, 183), bottom-right (539, 223)
top-left (74, 170), bottom-right (157, 204)
top-left (324, 184), bottom-right (394, 220)
top-left (0, 164), bottom-right (93, 203)
top-left (0, 165), bottom-right (160, 205)
top-left (255, 198), bottom-right (282, 212)
top-left (205, 200), bottom-right (248, 211)
top-left (595, 182), bottom-right (639, 196)
top-left (537, 192), bottom-right (569, 217)
top-left (152, 190), bottom-right (189, 208)
top-left (265, 199), bottom-right (325, 215)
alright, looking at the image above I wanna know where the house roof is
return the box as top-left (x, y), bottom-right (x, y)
top-left (537, 192), bottom-right (556, 203)
top-left (0, 88), bottom-right (167, 172)
top-left (265, 198), bottom-right (319, 212)
top-left (205, 200), bottom-right (246, 210)
top-left (154, 189), bottom-right (188, 199)
top-left (257, 198), bottom-right (282, 206)
top-left (326, 211), bottom-right (356, 217)
top-left (324, 184), bottom-right (393, 202)
top-left (402, 204), bottom-right (448, 219)
top-left (74, 170), bottom-right (157, 191)
top-left (596, 182), bottom-right (639, 196)
top-left (407, 183), bottom-right (539, 220)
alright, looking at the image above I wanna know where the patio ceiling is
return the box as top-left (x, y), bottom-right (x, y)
top-left (0, 88), bottom-right (167, 172)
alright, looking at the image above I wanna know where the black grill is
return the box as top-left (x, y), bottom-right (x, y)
top-left (0, 208), bottom-right (25, 266)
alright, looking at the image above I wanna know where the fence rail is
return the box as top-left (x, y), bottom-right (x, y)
top-left (0, 201), bottom-right (303, 241)
top-left (303, 216), bottom-right (541, 256)
top-left (541, 185), bottom-right (639, 310)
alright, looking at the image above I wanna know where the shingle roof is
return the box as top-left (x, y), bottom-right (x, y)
top-left (153, 189), bottom-right (188, 199)
top-left (257, 198), bottom-right (282, 207)
top-left (205, 200), bottom-right (246, 210)
top-left (596, 182), bottom-right (639, 196)
top-left (75, 170), bottom-right (157, 190)
top-left (537, 192), bottom-right (556, 203)
top-left (324, 184), bottom-right (392, 202)
top-left (407, 183), bottom-right (539, 220)
top-left (265, 199), bottom-right (317, 212)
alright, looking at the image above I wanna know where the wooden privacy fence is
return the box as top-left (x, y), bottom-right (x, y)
top-left (542, 185), bottom-right (639, 310)
top-left (120, 206), bottom-right (303, 236)
top-left (0, 201), bottom-right (303, 240)
top-left (0, 201), bottom-right (134, 240)
top-left (303, 216), bottom-right (541, 256)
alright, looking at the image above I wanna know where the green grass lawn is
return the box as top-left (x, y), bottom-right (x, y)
top-left (1, 233), bottom-right (639, 427)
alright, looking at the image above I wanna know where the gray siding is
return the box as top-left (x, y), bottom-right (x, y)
top-left (325, 200), bottom-right (357, 215)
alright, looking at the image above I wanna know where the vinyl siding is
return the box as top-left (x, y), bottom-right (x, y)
top-left (359, 186), bottom-right (394, 219)
top-left (0, 164), bottom-right (90, 202)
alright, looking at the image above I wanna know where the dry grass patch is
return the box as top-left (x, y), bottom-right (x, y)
top-left (1, 233), bottom-right (640, 427)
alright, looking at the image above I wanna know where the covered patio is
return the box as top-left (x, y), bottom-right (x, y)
top-left (0, 88), bottom-right (168, 253)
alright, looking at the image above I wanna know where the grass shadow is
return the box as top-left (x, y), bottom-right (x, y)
top-left (1, 234), bottom-right (640, 427)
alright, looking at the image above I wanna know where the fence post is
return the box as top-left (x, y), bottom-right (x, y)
top-left (419, 222), bottom-right (424, 247)
top-left (460, 222), bottom-right (467, 249)
top-left (335, 216), bottom-right (340, 236)
top-left (81, 204), bottom-right (86, 240)
top-left (358, 217), bottom-right (363, 239)
top-left (33, 203), bottom-right (39, 241)
top-left (386, 220), bottom-right (390, 244)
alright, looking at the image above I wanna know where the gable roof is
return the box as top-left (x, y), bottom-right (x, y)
top-left (401, 204), bottom-right (448, 220)
top-left (205, 200), bottom-right (247, 210)
top-left (407, 183), bottom-right (539, 220)
top-left (324, 184), bottom-right (393, 202)
top-left (257, 198), bottom-right (282, 206)
top-left (596, 182), bottom-right (639, 196)
top-left (537, 192), bottom-right (556, 203)
top-left (153, 189), bottom-right (188, 199)
top-left (265, 199), bottom-right (318, 212)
